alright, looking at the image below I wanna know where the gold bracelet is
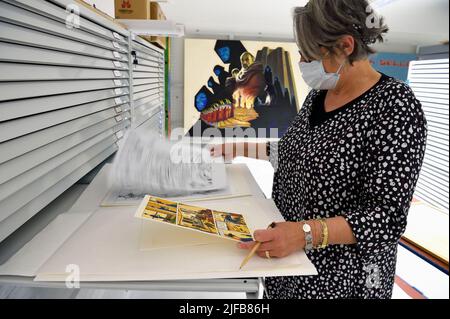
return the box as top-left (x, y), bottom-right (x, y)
top-left (315, 220), bottom-right (324, 249)
top-left (317, 219), bottom-right (329, 249)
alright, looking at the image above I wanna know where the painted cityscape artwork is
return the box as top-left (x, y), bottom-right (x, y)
top-left (184, 39), bottom-right (304, 138)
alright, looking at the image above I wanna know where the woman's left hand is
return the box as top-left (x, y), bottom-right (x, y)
top-left (237, 222), bottom-right (305, 258)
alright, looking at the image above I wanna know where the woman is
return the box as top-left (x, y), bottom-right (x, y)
top-left (211, 0), bottom-right (427, 299)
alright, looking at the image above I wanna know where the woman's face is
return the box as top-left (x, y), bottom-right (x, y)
top-left (300, 36), bottom-right (353, 74)
top-left (321, 48), bottom-right (346, 74)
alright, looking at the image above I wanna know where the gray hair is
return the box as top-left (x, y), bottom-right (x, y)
top-left (293, 0), bottom-right (389, 64)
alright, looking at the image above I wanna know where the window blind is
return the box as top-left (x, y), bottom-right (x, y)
top-left (408, 58), bottom-right (449, 212)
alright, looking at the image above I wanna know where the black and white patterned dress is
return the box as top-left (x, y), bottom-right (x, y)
top-left (266, 74), bottom-right (427, 299)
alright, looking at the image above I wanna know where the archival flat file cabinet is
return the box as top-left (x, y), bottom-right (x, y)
top-left (0, 0), bottom-right (165, 244)
top-left (131, 35), bottom-right (166, 134)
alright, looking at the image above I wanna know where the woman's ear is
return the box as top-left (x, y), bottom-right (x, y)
top-left (338, 35), bottom-right (355, 57)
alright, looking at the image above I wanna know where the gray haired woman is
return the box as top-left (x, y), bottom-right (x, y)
top-left (212, 0), bottom-right (427, 299)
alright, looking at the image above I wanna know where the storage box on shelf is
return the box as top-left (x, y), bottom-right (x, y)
top-left (114, 1), bottom-right (167, 49)
top-left (114, 0), bottom-right (152, 19)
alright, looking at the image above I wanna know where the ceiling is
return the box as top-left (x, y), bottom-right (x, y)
top-left (159, 0), bottom-right (449, 52)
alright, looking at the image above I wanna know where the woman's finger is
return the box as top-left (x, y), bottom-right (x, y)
top-left (257, 241), bottom-right (277, 253)
top-left (237, 241), bottom-right (257, 250)
top-left (237, 239), bottom-right (277, 252)
top-left (237, 241), bottom-right (279, 259)
top-left (253, 228), bottom-right (277, 243)
top-left (256, 250), bottom-right (276, 259)
top-left (209, 144), bottom-right (222, 157)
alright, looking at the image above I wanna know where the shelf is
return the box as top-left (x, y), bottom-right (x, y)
top-left (116, 19), bottom-right (184, 37)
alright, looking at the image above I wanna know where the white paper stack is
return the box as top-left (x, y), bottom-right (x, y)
top-left (34, 198), bottom-right (317, 282)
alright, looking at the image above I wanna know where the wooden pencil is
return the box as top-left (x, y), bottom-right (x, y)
top-left (239, 222), bottom-right (276, 270)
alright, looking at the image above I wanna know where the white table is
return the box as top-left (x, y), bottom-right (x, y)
top-left (0, 164), bottom-right (271, 298)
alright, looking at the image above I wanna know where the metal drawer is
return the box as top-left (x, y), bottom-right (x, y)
top-left (1, 87), bottom-right (129, 121)
top-left (0, 79), bottom-right (129, 102)
top-left (0, 21), bottom-right (129, 62)
top-left (0, 98), bottom-right (129, 142)
top-left (0, 42), bottom-right (129, 70)
top-left (133, 83), bottom-right (162, 94)
top-left (0, 110), bottom-right (129, 164)
top-left (0, 62), bottom-right (130, 82)
top-left (0, 145), bottom-right (117, 242)
top-left (6, 0), bottom-right (128, 43)
top-left (0, 136), bottom-right (118, 222)
top-left (0, 120), bottom-right (127, 185)
top-left (133, 89), bottom-right (161, 101)
top-left (0, 131), bottom-right (119, 203)
top-left (0, 1), bottom-right (127, 52)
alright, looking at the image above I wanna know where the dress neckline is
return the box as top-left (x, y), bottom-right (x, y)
top-left (309, 73), bottom-right (390, 129)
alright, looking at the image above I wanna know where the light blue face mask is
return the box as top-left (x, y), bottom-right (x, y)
top-left (299, 60), bottom-right (345, 90)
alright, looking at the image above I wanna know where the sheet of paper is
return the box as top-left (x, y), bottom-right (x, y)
top-left (139, 221), bottom-right (224, 250)
top-left (100, 164), bottom-right (258, 207)
top-left (109, 132), bottom-right (228, 197)
top-left (101, 185), bottom-right (246, 207)
top-left (34, 198), bottom-right (317, 282)
top-left (70, 165), bottom-right (114, 212)
top-left (0, 211), bottom-right (92, 276)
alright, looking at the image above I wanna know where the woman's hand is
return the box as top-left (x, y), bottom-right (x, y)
top-left (237, 222), bottom-right (305, 258)
top-left (209, 143), bottom-right (240, 162)
top-left (210, 142), bottom-right (268, 161)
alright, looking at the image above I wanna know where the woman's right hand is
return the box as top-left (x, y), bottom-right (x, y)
top-left (209, 143), bottom-right (240, 162)
top-left (210, 142), bottom-right (267, 161)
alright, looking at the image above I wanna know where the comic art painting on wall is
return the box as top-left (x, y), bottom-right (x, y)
top-left (184, 39), bottom-right (306, 138)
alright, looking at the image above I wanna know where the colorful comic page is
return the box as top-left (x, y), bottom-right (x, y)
top-left (135, 195), bottom-right (253, 242)
top-left (212, 210), bottom-right (252, 241)
top-left (177, 203), bottom-right (218, 235)
top-left (141, 196), bottom-right (178, 225)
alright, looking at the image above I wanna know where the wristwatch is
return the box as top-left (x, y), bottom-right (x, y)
top-left (302, 223), bottom-right (314, 251)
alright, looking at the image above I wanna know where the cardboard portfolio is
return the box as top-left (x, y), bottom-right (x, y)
top-left (115, 0), bottom-right (167, 49)
top-left (115, 0), bottom-right (152, 20)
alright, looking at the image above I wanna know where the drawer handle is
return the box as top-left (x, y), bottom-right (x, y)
top-left (131, 51), bottom-right (139, 65)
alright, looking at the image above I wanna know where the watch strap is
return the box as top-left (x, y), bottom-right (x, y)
top-left (302, 223), bottom-right (314, 251)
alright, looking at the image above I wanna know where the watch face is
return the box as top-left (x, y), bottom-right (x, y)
top-left (302, 223), bottom-right (311, 232)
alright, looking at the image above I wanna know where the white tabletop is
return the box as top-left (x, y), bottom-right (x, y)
top-left (0, 163), bottom-right (316, 288)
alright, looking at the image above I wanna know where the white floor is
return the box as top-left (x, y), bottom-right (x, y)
top-left (396, 245), bottom-right (449, 299)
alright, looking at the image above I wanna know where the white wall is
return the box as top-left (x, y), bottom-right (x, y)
top-left (161, 0), bottom-right (449, 52)
top-left (82, 0), bottom-right (115, 17)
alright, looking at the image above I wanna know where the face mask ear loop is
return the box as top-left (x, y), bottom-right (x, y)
top-left (336, 60), bottom-right (346, 75)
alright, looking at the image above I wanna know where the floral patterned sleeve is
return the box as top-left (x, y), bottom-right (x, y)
top-left (267, 141), bottom-right (279, 171)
